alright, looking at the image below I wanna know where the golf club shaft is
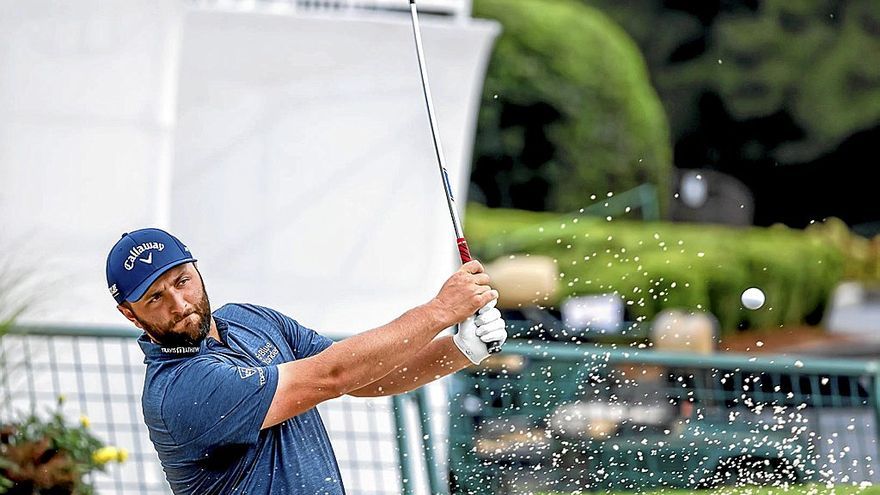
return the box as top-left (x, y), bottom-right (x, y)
top-left (409, 0), bottom-right (501, 354)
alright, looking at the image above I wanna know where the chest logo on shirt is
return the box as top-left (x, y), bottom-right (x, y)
top-left (238, 366), bottom-right (266, 386)
top-left (255, 342), bottom-right (279, 364)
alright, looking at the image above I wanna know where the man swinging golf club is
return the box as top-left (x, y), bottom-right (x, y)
top-left (106, 228), bottom-right (506, 494)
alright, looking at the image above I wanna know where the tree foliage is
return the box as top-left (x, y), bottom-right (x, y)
top-left (470, 0), bottom-right (672, 213)
top-left (585, 0), bottom-right (880, 165)
top-left (712, 0), bottom-right (880, 162)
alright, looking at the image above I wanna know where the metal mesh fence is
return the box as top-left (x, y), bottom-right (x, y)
top-left (446, 341), bottom-right (880, 494)
top-left (0, 328), bottom-right (408, 495)
top-left (9, 326), bottom-right (875, 495)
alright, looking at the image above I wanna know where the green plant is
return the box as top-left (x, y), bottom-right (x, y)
top-left (0, 398), bottom-right (127, 495)
top-left (0, 262), bottom-right (30, 340)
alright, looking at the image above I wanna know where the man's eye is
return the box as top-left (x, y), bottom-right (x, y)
top-left (178, 278), bottom-right (189, 287)
top-left (149, 295), bottom-right (161, 303)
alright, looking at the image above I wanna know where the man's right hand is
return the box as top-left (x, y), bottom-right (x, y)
top-left (429, 260), bottom-right (499, 328)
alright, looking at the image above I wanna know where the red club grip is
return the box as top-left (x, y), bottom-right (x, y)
top-left (457, 236), bottom-right (502, 354)
top-left (456, 237), bottom-right (472, 263)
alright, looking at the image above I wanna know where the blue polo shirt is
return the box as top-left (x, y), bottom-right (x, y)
top-left (138, 303), bottom-right (344, 494)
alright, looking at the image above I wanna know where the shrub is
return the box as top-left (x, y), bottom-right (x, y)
top-left (806, 217), bottom-right (880, 284)
top-left (466, 204), bottom-right (845, 334)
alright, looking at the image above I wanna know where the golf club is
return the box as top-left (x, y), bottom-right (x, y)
top-left (408, 0), bottom-right (501, 354)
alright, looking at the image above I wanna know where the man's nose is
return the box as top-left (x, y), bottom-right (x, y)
top-left (169, 289), bottom-right (189, 316)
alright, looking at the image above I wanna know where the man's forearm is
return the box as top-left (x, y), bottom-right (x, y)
top-left (264, 304), bottom-right (457, 428)
top-left (317, 304), bottom-right (450, 396)
top-left (347, 336), bottom-right (471, 397)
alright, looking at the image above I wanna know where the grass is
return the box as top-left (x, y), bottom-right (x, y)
top-left (545, 484), bottom-right (880, 495)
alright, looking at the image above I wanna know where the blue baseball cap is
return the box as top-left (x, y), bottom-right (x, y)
top-left (106, 228), bottom-right (197, 304)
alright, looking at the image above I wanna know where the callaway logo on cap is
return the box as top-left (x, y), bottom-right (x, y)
top-left (105, 228), bottom-right (197, 304)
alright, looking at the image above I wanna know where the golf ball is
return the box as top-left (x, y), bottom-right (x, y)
top-left (741, 287), bottom-right (765, 310)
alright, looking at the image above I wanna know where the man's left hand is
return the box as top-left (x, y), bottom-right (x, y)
top-left (453, 300), bottom-right (507, 365)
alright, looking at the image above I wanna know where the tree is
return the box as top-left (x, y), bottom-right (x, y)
top-left (471, 0), bottom-right (673, 213)
top-left (708, 0), bottom-right (880, 163)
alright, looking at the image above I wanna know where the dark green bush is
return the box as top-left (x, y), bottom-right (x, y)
top-left (466, 204), bottom-right (844, 334)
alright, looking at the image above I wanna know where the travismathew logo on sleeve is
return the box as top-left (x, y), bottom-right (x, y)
top-left (124, 242), bottom-right (165, 270)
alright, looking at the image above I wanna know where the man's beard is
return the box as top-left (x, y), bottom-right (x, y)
top-left (137, 289), bottom-right (212, 348)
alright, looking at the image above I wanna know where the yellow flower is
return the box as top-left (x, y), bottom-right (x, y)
top-left (80, 415), bottom-right (91, 428)
top-left (93, 446), bottom-right (120, 465)
top-left (93, 446), bottom-right (129, 465)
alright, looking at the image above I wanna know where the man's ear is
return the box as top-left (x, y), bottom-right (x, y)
top-left (118, 303), bottom-right (144, 330)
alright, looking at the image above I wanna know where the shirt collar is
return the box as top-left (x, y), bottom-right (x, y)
top-left (137, 316), bottom-right (229, 361)
top-left (215, 316), bottom-right (230, 343)
top-left (138, 333), bottom-right (203, 361)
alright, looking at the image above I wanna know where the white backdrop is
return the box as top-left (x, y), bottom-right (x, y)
top-left (0, 0), bottom-right (183, 327)
top-left (173, 8), bottom-right (498, 334)
top-left (0, 2), bottom-right (499, 335)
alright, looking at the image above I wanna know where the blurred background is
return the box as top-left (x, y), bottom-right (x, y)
top-left (2, 0), bottom-right (880, 494)
top-left (466, 0), bottom-right (880, 351)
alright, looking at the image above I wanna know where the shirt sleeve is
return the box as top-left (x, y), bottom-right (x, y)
top-left (161, 357), bottom-right (279, 453)
top-left (265, 307), bottom-right (334, 359)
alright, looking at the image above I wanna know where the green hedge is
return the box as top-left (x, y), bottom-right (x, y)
top-left (466, 204), bottom-right (844, 334)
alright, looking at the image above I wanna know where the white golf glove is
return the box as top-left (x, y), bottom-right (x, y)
top-left (453, 299), bottom-right (508, 365)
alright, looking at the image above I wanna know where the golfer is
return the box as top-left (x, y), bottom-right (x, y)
top-left (106, 228), bottom-right (507, 494)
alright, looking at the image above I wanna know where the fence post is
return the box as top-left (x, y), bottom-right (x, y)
top-left (873, 369), bottom-right (880, 467)
top-left (392, 394), bottom-right (415, 495)
top-left (415, 387), bottom-right (446, 494)
top-left (638, 183), bottom-right (660, 221)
